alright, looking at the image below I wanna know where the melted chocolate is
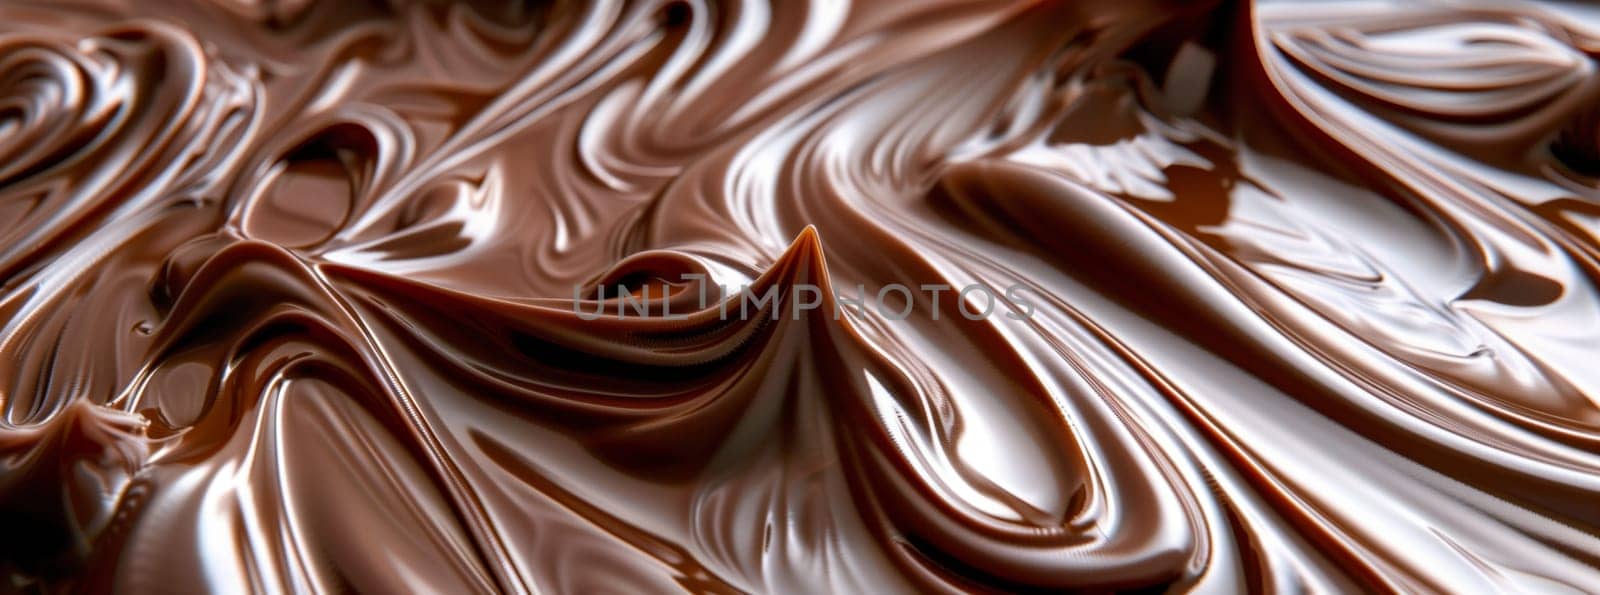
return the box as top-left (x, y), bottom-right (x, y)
top-left (5, 0), bottom-right (1600, 592)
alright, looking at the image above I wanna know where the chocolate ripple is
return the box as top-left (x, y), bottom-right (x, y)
top-left (4, 0), bottom-right (1600, 593)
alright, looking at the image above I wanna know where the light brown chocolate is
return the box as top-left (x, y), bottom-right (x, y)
top-left (4, 1), bottom-right (1600, 592)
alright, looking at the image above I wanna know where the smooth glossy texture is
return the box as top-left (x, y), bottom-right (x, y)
top-left (4, 0), bottom-right (1600, 592)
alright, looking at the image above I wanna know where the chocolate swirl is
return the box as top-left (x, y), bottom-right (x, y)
top-left (4, 0), bottom-right (1600, 593)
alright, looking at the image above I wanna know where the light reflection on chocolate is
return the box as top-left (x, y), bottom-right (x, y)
top-left (4, 0), bottom-right (1600, 592)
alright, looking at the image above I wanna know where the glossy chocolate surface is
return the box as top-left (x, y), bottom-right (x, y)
top-left (5, 0), bottom-right (1600, 592)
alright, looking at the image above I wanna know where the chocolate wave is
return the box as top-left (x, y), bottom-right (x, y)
top-left (4, 0), bottom-right (1600, 592)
